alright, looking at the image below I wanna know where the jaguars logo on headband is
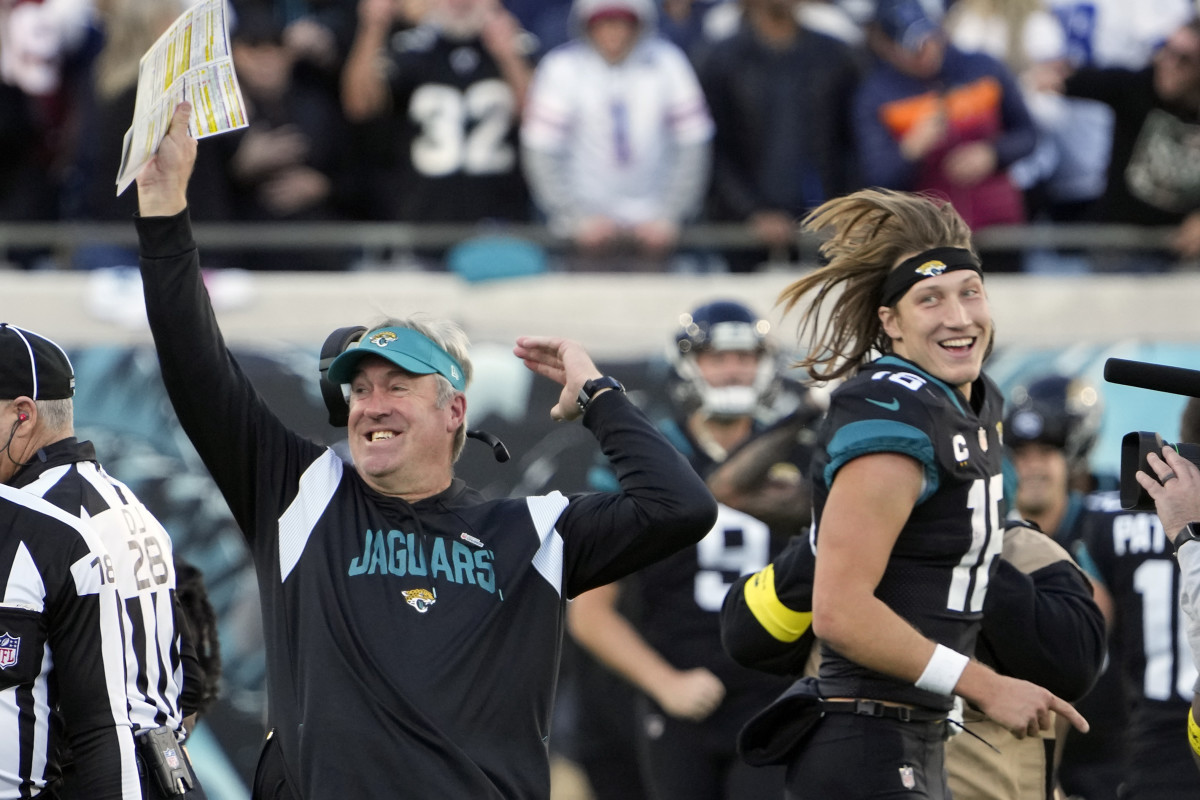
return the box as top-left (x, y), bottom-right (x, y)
top-left (369, 331), bottom-right (398, 347)
top-left (914, 260), bottom-right (948, 277)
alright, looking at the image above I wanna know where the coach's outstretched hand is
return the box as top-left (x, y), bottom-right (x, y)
top-left (513, 336), bottom-right (603, 423)
top-left (136, 101), bottom-right (197, 218)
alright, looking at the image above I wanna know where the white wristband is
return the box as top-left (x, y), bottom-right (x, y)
top-left (915, 644), bottom-right (970, 696)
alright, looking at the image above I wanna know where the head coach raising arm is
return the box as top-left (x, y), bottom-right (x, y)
top-left (133, 102), bottom-right (716, 800)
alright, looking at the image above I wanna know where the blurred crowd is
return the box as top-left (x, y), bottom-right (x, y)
top-left (2, 0), bottom-right (1200, 273)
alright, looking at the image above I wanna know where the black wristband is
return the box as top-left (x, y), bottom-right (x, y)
top-left (1175, 522), bottom-right (1200, 554)
top-left (577, 376), bottom-right (625, 413)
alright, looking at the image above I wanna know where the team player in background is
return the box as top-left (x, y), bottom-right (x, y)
top-left (0, 323), bottom-right (206, 798)
top-left (1003, 373), bottom-right (1127, 799)
top-left (568, 300), bottom-right (820, 799)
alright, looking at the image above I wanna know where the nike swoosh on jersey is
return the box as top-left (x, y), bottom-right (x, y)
top-left (866, 397), bottom-right (901, 411)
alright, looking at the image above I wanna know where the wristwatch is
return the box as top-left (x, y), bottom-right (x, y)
top-left (577, 376), bottom-right (625, 413)
top-left (1174, 522), bottom-right (1200, 554)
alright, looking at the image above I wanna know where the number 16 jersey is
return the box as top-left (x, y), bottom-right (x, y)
top-left (810, 355), bottom-right (1006, 711)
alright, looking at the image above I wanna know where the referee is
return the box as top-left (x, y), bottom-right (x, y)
top-left (0, 482), bottom-right (141, 799)
top-left (0, 323), bottom-right (206, 799)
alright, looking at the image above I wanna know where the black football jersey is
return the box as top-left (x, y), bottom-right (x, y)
top-left (626, 418), bottom-right (794, 704)
top-left (382, 26), bottom-right (530, 223)
top-left (1078, 492), bottom-right (1199, 794)
top-left (811, 355), bottom-right (1006, 710)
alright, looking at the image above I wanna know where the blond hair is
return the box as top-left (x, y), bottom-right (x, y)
top-left (778, 188), bottom-right (975, 382)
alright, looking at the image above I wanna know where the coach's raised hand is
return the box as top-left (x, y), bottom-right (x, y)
top-left (136, 101), bottom-right (197, 218)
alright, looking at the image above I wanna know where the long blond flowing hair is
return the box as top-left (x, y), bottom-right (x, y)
top-left (779, 188), bottom-right (976, 383)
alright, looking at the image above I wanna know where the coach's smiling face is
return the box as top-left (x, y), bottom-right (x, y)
top-left (346, 357), bottom-right (465, 501)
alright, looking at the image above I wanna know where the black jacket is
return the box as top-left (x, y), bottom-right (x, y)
top-left (137, 209), bottom-right (716, 799)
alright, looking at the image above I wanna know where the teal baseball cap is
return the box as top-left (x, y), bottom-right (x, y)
top-left (326, 327), bottom-right (467, 391)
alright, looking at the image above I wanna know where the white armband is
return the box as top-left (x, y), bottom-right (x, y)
top-left (915, 644), bottom-right (970, 696)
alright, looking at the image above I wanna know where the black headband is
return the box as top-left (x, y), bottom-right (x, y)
top-left (880, 247), bottom-right (982, 307)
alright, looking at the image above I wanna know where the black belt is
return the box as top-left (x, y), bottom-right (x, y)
top-left (820, 698), bottom-right (946, 723)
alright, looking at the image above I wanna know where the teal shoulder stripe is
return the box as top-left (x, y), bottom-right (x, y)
top-left (824, 419), bottom-right (938, 503)
top-left (875, 355), bottom-right (965, 415)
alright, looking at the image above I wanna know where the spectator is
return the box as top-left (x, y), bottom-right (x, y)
top-left (66, 0), bottom-right (237, 270)
top-left (692, 0), bottom-right (860, 272)
top-left (657, 0), bottom-right (736, 56)
top-left (942, 0), bottom-right (1109, 228)
top-left (1044, 19), bottom-right (1200, 270)
top-left (521, 0), bottom-right (714, 271)
top-left (1044, 0), bottom-right (1193, 71)
top-left (568, 301), bottom-right (819, 800)
top-left (0, 323), bottom-right (207, 799)
top-left (795, 0), bottom-right (865, 47)
top-left (132, 100), bottom-right (717, 799)
top-left (0, 0), bottom-right (99, 268)
top-left (225, 5), bottom-right (359, 268)
top-left (341, 0), bottom-right (534, 265)
top-left (852, 0), bottom-right (1036, 265)
top-left (0, 484), bottom-right (141, 799)
top-left (503, 0), bottom-right (573, 56)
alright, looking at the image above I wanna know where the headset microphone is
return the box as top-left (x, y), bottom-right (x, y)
top-left (467, 429), bottom-right (511, 463)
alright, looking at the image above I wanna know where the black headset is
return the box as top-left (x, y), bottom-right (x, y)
top-left (318, 325), bottom-right (368, 428)
top-left (317, 325), bottom-right (509, 463)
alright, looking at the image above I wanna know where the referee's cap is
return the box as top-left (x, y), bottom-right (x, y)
top-left (0, 324), bottom-right (75, 400)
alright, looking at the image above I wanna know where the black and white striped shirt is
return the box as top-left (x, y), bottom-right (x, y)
top-left (0, 482), bottom-right (141, 800)
top-left (11, 438), bottom-right (185, 737)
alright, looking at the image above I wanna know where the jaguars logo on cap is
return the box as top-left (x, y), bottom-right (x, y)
top-left (369, 331), bottom-right (398, 348)
top-left (914, 260), bottom-right (948, 277)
